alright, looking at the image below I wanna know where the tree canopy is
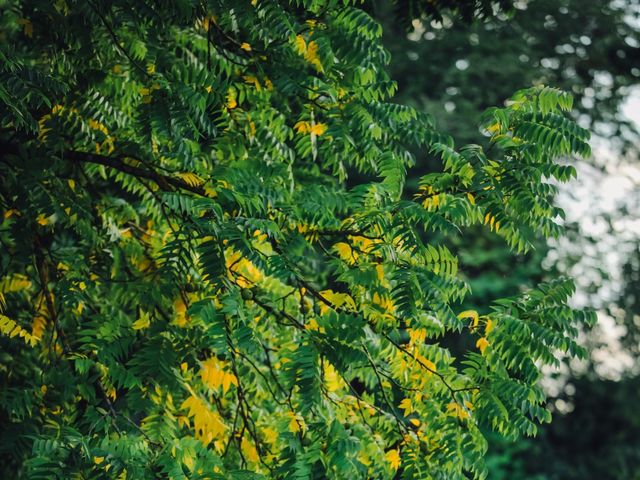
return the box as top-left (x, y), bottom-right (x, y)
top-left (1, 1), bottom-right (595, 479)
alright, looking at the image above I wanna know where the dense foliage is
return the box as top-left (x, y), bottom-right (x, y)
top-left (376, 0), bottom-right (640, 349)
top-left (1, 1), bottom-right (595, 478)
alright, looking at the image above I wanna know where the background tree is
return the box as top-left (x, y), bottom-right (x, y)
top-left (1, 1), bottom-right (594, 479)
top-left (381, 0), bottom-right (640, 148)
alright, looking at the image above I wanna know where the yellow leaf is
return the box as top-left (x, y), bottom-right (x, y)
top-left (177, 415), bottom-right (190, 429)
top-left (241, 437), bottom-right (259, 464)
top-left (457, 309), bottom-right (479, 328)
top-left (201, 15), bottom-right (217, 31)
top-left (408, 328), bottom-right (427, 345)
top-left (304, 40), bottom-right (323, 71)
top-left (94, 456), bottom-right (105, 465)
top-left (106, 386), bottom-right (117, 400)
top-left (288, 416), bottom-right (300, 433)
top-left (466, 192), bottom-right (476, 205)
top-left (226, 87), bottom-right (238, 109)
top-left (293, 35), bottom-right (307, 55)
top-left (262, 426), bottom-right (278, 444)
top-left (372, 292), bottom-right (395, 314)
top-left (485, 318), bottom-right (495, 335)
top-left (476, 337), bottom-right (490, 354)
top-left (323, 360), bottom-right (344, 393)
top-left (399, 398), bottom-right (413, 416)
top-left (486, 122), bottom-right (500, 134)
top-left (132, 310), bottom-right (151, 331)
top-left (243, 75), bottom-right (261, 91)
top-left (446, 401), bottom-right (470, 420)
top-left (310, 123), bottom-right (327, 136)
top-left (376, 264), bottom-right (385, 282)
top-left (294, 121), bottom-right (311, 134)
top-left (287, 412), bottom-right (307, 434)
top-left (200, 357), bottom-right (238, 393)
top-left (409, 418), bottom-right (421, 427)
top-left (413, 353), bottom-right (436, 374)
top-left (305, 318), bottom-right (321, 332)
top-left (0, 274), bottom-right (32, 292)
top-left (1, 314), bottom-right (37, 346)
top-left (173, 297), bottom-right (189, 327)
top-left (350, 235), bottom-right (375, 253)
top-left (385, 449), bottom-right (401, 471)
top-left (181, 394), bottom-right (226, 445)
top-left (484, 212), bottom-right (498, 230)
top-left (179, 447), bottom-right (196, 471)
top-left (3, 208), bottom-right (19, 219)
top-left (249, 228), bottom-right (265, 240)
top-left (240, 42), bottom-right (252, 51)
top-left (36, 213), bottom-right (50, 226)
top-left (226, 249), bottom-right (264, 287)
top-left (358, 451), bottom-right (372, 466)
top-left (293, 35), bottom-right (323, 71)
top-left (31, 315), bottom-right (46, 340)
top-left (334, 241), bottom-right (357, 264)
top-left (176, 172), bottom-right (205, 187)
top-left (146, 63), bottom-right (156, 74)
top-left (204, 186), bottom-right (217, 198)
top-left (320, 289), bottom-right (356, 312)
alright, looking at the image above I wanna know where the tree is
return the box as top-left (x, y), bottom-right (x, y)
top-left (366, 2), bottom-right (640, 478)
top-left (376, 0), bottom-right (640, 361)
top-left (373, 0), bottom-right (640, 315)
top-left (1, 1), bottom-right (594, 478)
top-left (376, 1), bottom-right (640, 477)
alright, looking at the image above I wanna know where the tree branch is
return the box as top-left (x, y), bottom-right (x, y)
top-left (66, 150), bottom-right (206, 196)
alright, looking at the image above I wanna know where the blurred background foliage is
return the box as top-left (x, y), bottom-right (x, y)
top-left (377, 0), bottom-right (640, 477)
top-left (381, 0), bottom-right (640, 148)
